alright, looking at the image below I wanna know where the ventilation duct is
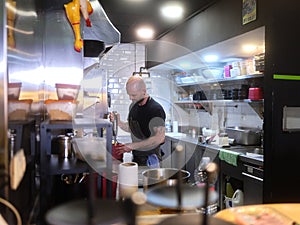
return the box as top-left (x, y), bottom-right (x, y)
top-left (83, 0), bottom-right (120, 46)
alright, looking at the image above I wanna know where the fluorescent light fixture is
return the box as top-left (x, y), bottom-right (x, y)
top-left (242, 44), bottom-right (257, 52)
top-left (136, 27), bottom-right (154, 39)
top-left (179, 62), bottom-right (191, 69)
top-left (203, 54), bottom-right (219, 62)
top-left (161, 3), bottom-right (183, 19)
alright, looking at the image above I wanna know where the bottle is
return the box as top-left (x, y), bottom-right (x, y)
top-left (225, 177), bottom-right (234, 198)
top-left (194, 157), bottom-right (211, 185)
top-left (192, 128), bottom-right (196, 138)
top-left (195, 157), bottom-right (218, 215)
top-left (165, 119), bottom-right (172, 132)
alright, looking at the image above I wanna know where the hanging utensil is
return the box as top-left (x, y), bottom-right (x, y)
top-left (112, 111), bottom-right (118, 144)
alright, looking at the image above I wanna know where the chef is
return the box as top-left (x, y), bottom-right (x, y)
top-left (110, 75), bottom-right (166, 167)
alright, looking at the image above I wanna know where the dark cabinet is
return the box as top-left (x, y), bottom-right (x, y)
top-left (185, 143), bottom-right (203, 184)
top-left (164, 136), bottom-right (264, 210)
top-left (160, 138), bottom-right (171, 168)
top-left (242, 163), bottom-right (263, 205)
top-left (170, 140), bottom-right (186, 170)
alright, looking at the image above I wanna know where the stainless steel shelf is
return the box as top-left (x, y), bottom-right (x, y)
top-left (177, 74), bottom-right (264, 87)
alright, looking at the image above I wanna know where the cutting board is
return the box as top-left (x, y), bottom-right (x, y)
top-left (9, 149), bottom-right (26, 190)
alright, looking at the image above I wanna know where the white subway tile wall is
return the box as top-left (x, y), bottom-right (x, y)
top-left (100, 43), bottom-right (262, 135)
top-left (100, 44), bottom-right (146, 136)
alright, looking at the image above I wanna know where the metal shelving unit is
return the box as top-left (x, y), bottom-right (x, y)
top-left (7, 119), bottom-right (37, 223)
top-left (39, 118), bottom-right (113, 221)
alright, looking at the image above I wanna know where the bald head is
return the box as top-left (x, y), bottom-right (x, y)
top-left (126, 75), bottom-right (147, 103)
top-left (126, 75), bottom-right (146, 90)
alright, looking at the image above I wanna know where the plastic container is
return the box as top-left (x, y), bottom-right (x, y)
top-left (8, 82), bottom-right (22, 100)
top-left (248, 87), bottom-right (263, 100)
top-left (224, 189), bottom-right (244, 208)
top-left (8, 99), bottom-right (32, 120)
top-left (224, 65), bottom-right (232, 78)
top-left (72, 137), bottom-right (106, 162)
top-left (55, 83), bottom-right (80, 100)
top-left (45, 99), bottom-right (78, 120)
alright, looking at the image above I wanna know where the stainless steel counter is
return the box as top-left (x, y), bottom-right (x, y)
top-left (165, 133), bottom-right (264, 167)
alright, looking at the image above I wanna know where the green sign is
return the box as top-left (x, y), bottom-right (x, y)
top-left (273, 74), bottom-right (300, 81)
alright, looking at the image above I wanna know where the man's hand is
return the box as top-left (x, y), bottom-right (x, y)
top-left (109, 111), bottom-right (120, 123)
top-left (114, 143), bottom-right (132, 155)
top-left (109, 112), bottom-right (130, 133)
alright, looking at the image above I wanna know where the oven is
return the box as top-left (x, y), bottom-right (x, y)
top-left (242, 163), bottom-right (263, 205)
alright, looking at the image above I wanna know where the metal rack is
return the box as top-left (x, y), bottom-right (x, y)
top-left (39, 118), bottom-right (113, 222)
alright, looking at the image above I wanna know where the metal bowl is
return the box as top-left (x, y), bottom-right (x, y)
top-left (142, 168), bottom-right (190, 191)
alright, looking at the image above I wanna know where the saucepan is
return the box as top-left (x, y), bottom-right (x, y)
top-left (142, 168), bottom-right (190, 191)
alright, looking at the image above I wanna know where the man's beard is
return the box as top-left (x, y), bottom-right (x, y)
top-left (132, 97), bottom-right (144, 105)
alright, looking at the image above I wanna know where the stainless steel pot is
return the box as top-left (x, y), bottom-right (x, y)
top-left (56, 135), bottom-right (74, 158)
top-left (142, 168), bottom-right (190, 191)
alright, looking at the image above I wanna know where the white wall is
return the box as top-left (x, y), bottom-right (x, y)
top-left (100, 44), bottom-right (263, 136)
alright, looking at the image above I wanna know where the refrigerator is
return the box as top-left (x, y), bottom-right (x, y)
top-left (263, 0), bottom-right (300, 203)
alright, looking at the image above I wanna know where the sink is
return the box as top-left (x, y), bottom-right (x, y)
top-left (222, 146), bottom-right (263, 155)
top-left (245, 152), bottom-right (264, 159)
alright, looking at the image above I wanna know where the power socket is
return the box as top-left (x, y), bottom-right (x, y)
top-left (9, 149), bottom-right (26, 190)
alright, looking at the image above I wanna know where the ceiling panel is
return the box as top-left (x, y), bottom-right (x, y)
top-left (98, 0), bottom-right (215, 43)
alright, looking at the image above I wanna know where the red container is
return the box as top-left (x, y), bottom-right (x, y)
top-left (112, 143), bottom-right (124, 160)
top-left (248, 88), bottom-right (263, 100)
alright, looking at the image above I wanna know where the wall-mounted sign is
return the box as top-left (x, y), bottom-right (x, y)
top-left (273, 74), bottom-right (300, 81)
top-left (242, 0), bottom-right (257, 25)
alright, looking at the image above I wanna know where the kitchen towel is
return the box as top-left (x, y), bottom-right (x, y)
top-left (118, 162), bottom-right (138, 199)
top-left (147, 154), bottom-right (160, 168)
top-left (218, 149), bottom-right (240, 166)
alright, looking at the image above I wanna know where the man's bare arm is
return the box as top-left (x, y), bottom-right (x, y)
top-left (127, 126), bottom-right (165, 151)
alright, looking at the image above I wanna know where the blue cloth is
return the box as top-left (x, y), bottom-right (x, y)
top-left (147, 154), bottom-right (160, 168)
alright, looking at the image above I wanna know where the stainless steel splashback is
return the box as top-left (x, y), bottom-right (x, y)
top-left (84, 0), bottom-right (120, 45)
top-left (6, 0), bottom-right (120, 108)
top-left (1, 0), bottom-right (8, 189)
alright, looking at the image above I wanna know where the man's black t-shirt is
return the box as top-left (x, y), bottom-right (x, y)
top-left (128, 96), bottom-right (166, 165)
